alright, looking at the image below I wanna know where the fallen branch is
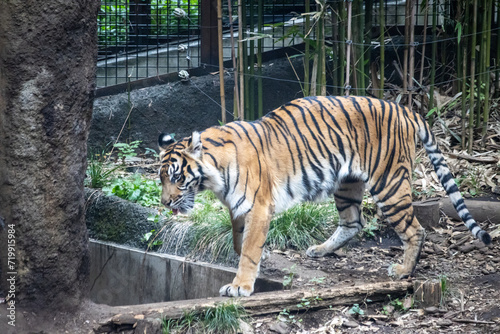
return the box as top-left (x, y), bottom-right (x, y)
top-left (446, 152), bottom-right (498, 164)
top-left (96, 280), bottom-right (413, 333)
top-left (439, 198), bottom-right (500, 224)
top-left (452, 318), bottom-right (496, 325)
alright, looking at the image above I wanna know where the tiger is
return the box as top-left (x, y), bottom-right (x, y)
top-left (158, 96), bottom-right (491, 297)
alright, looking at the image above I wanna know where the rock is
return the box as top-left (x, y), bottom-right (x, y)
top-left (458, 243), bottom-right (477, 253)
top-left (492, 185), bottom-right (500, 195)
top-left (269, 321), bottom-right (290, 334)
top-left (436, 319), bottom-right (453, 327)
top-left (343, 319), bottom-right (359, 328)
top-left (238, 319), bottom-right (254, 334)
top-left (424, 307), bottom-right (440, 314)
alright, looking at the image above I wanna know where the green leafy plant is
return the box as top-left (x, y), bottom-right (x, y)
top-left (382, 295), bottom-right (412, 315)
top-left (278, 308), bottom-right (301, 324)
top-left (362, 217), bottom-right (382, 238)
top-left (102, 174), bottom-right (161, 207)
top-left (98, 2), bottom-right (128, 45)
top-left (309, 277), bottom-right (326, 284)
top-left (282, 264), bottom-right (297, 290)
top-left (143, 229), bottom-right (164, 249)
top-left (348, 303), bottom-right (365, 316)
top-left (114, 140), bottom-right (141, 164)
top-left (86, 151), bottom-right (120, 188)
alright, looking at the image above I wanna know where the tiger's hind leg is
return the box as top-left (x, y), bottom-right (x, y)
top-left (370, 184), bottom-right (426, 278)
top-left (306, 180), bottom-right (365, 257)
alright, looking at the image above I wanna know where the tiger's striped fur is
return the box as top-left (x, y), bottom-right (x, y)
top-left (158, 96), bottom-right (491, 297)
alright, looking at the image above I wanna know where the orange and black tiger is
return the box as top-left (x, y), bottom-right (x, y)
top-left (158, 96), bottom-right (491, 297)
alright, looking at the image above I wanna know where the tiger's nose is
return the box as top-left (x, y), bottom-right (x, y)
top-left (162, 199), bottom-right (172, 207)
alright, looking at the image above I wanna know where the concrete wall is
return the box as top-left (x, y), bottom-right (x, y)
top-left (90, 240), bottom-right (282, 306)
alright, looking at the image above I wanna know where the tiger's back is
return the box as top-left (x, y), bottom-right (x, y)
top-left (158, 95), bottom-right (491, 297)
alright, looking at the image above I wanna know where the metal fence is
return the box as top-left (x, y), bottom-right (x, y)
top-left (96, 0), bottom-right (444, 89)
top-left (97, 0), bottom-right (309, 88)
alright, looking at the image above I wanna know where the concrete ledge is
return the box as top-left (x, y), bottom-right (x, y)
top-left (90, 240), bottom-right (282, 306)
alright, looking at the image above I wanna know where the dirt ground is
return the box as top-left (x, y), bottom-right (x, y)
top-left (4, 208), bottom-right (498, 334)
top-left (253, 213), bottom-right (500, 334)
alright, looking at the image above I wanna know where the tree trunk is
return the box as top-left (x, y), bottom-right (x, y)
top-left (0, 0), bottom-right (98, 320)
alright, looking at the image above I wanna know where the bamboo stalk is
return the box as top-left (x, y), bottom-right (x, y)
top-left (481, 0), bottom-right (493, 143)
top-left (303, 0), bottom-right (310, 97)
top-left (408, 0), bottom-right (416, 107)
top-left (227, 0), bottom-right (239, 120)
top-left (217, 0), bottom-right (225, 123)
top-left (429, 0), bottom-right (438, 126)
top-left (379, 0), bottom-right (385, 99)
top-left (402, 0), bottom-right (411, 95)
top-left (345, 0), bottom-right (353, 96)
top-left (496, 1), bottom-right (500, 97)
top-left (339, 1), bottom-right (346, 96)
top-left (257, 0), bottom-right (263, 117)
top-left (468, 0), bottom-right (478, 153)
top-left (461, 45), bottom-right (467, 150)
top-left (238, 0), bottom-right (244, 120)
top-left (320, 1), bottom-right (326, 96)
top-left (419, 0), bottom-right (429, 110)
top-left (476, 0), bottom-right (488, 126)
top-left (249, 0), bottom-right (255, 119)
top-left (365, 0), bottom-right (373, 89)
top-left (332, 0), bottom-right (339, 95)
top-left (460, 0), bottom-right (470, 150)
top-left (241, 1), bottom-right (250, 119)
top-left (353, 0), bottom-right (364, 93)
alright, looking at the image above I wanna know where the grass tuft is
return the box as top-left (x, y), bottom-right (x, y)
top-left (267, 201), bottom-right (337, 250)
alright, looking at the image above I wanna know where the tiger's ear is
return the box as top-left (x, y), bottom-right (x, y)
top-left (186, 131), bottom-right (202, 159)
top-left (158, 133), bottom-right (176, 150)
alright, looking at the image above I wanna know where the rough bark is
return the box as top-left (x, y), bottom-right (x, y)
top-left (0, 0), bottom-right (98, 315)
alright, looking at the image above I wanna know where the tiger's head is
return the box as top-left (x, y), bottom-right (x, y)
top-left (158, 132), bottom-right (205, 215)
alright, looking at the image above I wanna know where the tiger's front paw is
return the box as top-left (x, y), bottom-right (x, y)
top-left (388, 264), bottom-right (411, 279)
top-left (219, 283), bottom-right (253, 297)
top-left (306, 245), bottom-right (328, 258)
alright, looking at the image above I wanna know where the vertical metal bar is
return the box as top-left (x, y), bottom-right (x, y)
top-left (408, 0), bottom-right (416, 107)
top-left (217, 0), bottom-right (226, 123)
top-left (238, 0), bottom-right (244, 119)
top-left (345, 0), bottom-right (352, 96)
top-left (379, 0), bottom-right (385, 99)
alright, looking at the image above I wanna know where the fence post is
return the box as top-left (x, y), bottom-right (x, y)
top-left (201, 0), bottom-right (219, 67)
top-left (129, 0), bottom-right (151, 47)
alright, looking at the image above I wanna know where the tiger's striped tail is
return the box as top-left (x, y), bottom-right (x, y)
top-left (417, 115), bottom-right (492, 245)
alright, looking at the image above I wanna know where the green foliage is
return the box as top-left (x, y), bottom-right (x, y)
top-left (188, 191), bottom-right (234, 261)
top-left (296, 295), bottom-right (322, 309)
top-left (382, 295), bottom-right (412, 315)
top-left (86, 150), bottom-right (119, 188)
top-left (99, 1), bottom-right (200, 46)
top-left (203, 301), bottom-right (248, 334)
top-left (282, 264), bottom-right (297, 289)
top-left (278, 308), bottom-right (302, 324)
top-left (114, 140), bottom-right (141, 163)
top-left (456, 167), bottom-right (484, 197)
top-left (98, 2), bottom-right (128, 45)
top-left (102, 174), bottom-right (161, 207)
top-left (143, 229), bottom-right (164, 249)
top-left (267, 201), bottom-right (337, 251)
top-left (362, 217), bottom-right (382, 238)
top-left (348, 303), bottom-right (365, 316)
top-left (151, 0), bottom-right (199, 35)
top-left (162, 301), bottom-right (248, 334)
